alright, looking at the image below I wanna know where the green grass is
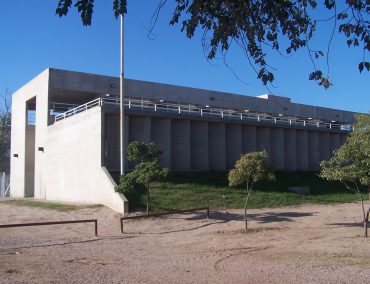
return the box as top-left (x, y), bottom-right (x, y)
top-left (125, 171), bottom-right (368, 212)
top-left (2, 200), bottom-right (103, 212)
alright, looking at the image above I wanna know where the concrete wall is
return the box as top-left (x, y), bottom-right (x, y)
top-left (44, 107), bottom-right (127, 213)
top-left (11, 69), bottom-right (50, 198)
top-left (104, 113), bottom-right (349, 172)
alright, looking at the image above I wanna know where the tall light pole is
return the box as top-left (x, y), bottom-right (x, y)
top-left (120, 14), bottom-right (125, 175)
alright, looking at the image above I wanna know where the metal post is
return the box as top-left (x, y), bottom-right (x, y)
top-left (94, 219), bottom-right (98, 236)
top-left (120, 14), bottom-right (125, 175)
top-left (1, 172), bottom-right (4, 197)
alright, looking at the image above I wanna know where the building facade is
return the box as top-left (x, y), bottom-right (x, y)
top-left (10, 69), bottom-right (355, 213)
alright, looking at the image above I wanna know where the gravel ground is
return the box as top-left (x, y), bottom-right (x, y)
top-left (0, 201), bottom-right (370, 283)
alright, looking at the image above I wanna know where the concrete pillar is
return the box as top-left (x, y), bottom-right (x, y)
top-left (308, 131), bottom-right (320, 170)
top-left (190, 121), bottom-right (209, 170)
top-left (151, 118), bottom-right (171, 168)
top-left (171, 119), bottom-right (191, 170)
top-left (128, 116), bottom-right (151, 169)
top-left (242, 125), bottom-right (257, 154)
top-left (208, 122), bottom-right (226, 170)
top-left (129, 116), bottom-right (151, 143)
top-left (284, 129), bottom-right (297, 171)
top-left (329, 133), bottom-right (340, 158)
top-left (24, 126), bottom-right (35, 197)
top-left (271, 128), bottom-right (284, 170)
top-left (339, 133), bottom-right (348, 146)
top-left (296, 130), bottom-right (309, 171)
top-left (319, 132), bottom-right (330, 162)
top-left (257, 127), bottom-right (271, 162)
top-left (225, 124), bottom-right (242, 169)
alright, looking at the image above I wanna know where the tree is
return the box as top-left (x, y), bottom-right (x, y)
top-left (228, 151), bottom-right (275, 230)
top-left (115, 141), bottom-right (169, 215)
top-left (320, 113), bottom-right (370, 237)
top-left (55, 0), bottom-right (369, 88)
top-left (0, 88), bottom-right (11, 173)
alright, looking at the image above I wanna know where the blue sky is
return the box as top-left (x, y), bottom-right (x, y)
top-left (0, 1), bottom-right (368, 112)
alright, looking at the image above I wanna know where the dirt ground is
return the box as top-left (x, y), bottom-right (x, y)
top-left (0, 201), bottom-right (370, 284)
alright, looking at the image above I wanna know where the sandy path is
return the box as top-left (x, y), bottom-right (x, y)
top-left (0, 202), bottom-right (370, 283)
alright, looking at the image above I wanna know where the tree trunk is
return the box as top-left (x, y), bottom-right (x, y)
top-left (146, 183), bottom-right (150, 216)
top-left (365, 207), bottom-right (370, 238)
top-left (358, 192), bottom-right (368, 238)
top-left (244, 184), bottom-right (252, 231)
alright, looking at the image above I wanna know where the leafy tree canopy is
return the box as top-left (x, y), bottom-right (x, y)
top-left (56, 0), bottom-right (369, 88)
top-left (228, 150), bottom-right (275, 230)
top-left (320, 113), bottom-right (370, 187)
top-left (229, 151), bottom-right (275, 189)
top-left (320, 113), bottom-right (370, 236)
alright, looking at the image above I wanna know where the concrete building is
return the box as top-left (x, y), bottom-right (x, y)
top-left (10, 68), bottom-right (355, 213)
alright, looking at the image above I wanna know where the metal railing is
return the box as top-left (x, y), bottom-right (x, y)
top-left (54, 97), bottom-right (354, 131)
top-left (0, 219), bottom-right (98, 236)
top-left (0, 172), bottom-right (10, 199)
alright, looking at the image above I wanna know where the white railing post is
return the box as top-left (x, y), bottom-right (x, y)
top-left (129, 98), bottom-right (131, 109)
top-left (303, 120), bottom-right (306, 126)
top-left (154, 104), bottom-right (157, 111)
top-left (240, 113), bottom-right (243, 120)
top-left (330, 124), bottom-right (332, 130)
top-left (178, 106), bottom-right (181, 114)
top-left (274, 117), bottom-right (277, 123)
top-left (258, 115), bottom-right (260, 122)
top-left (317, 122), bottom-right (319, 128)
top-left (221, 111), bottom-right (224, 118)
top-left (4, 183), bottom-right (10, 198)
top-left (0, 172), bottom-right (4, 198)
top-left (289, 119), bottom-right (292, 125)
